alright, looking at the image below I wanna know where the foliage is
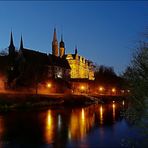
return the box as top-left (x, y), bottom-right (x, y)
top-left (94, 65), bottom-right (123, 88)
top-left (123, 41), bottom-right (148, 146)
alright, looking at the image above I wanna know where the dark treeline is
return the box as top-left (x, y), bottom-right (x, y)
top-left (94, 65), bottom-right (124, 89)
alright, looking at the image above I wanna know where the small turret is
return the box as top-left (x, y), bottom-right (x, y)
top-left (59, 34), bottom-right (65, 57)
top-left (75, 45), bottom-right (78, 55)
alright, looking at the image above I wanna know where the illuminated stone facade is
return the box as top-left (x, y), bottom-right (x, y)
top-left (64, 52), bottom-right (95, 80)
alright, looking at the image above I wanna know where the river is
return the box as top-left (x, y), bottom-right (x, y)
top-left (0, 100), bottom-right (141, 147)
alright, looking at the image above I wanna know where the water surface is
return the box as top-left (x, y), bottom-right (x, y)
top-left (0, 101), bottom-right (138, 147)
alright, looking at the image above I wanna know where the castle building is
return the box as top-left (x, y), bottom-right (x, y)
top-left (0, 28), bottom-right (95, 93)
top-left (51, 29), bottom-right (95, 93)
top-left (0, 31), bottom-right (71, 92)
top-left (52, 29), bottom-right (95, 81)
top-left (64, 47), bottom-right (95, 80)
top-left (17, 34), bottom-right (70, 89)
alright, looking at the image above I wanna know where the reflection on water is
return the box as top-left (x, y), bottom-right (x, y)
top-left (45, 110), bottom-right (53, 143)
top-left (112, 102), bottom-right (116, 122)
top-left (0, 100), bottom-right (131, 147)
top-left (122, 100), bottom-right (125, 106)
top-left (69, 107), bottom-right (95, 140)
top-left (100, 105), bottom-right (103, 125)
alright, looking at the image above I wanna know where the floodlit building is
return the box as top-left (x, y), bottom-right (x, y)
top-left (0, 28), bottom-right (95, 93)
top-left (51, 28), bottom-right (95, 93)
top-left (52, 28), bottom-right (95, 81)
top-left (64, 50), bottom-right (95, 80)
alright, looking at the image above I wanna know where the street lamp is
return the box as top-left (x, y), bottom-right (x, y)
top-left (111, 88), bottom-right (116, 93)
top-left (80, 85), bottom-right (85, 90)
top-left (46, 82), bottom-right (52, 88)
top-left (98, 86), bottom-right (104, 95)
top-left (80, 85), bottom-right (85, 93)
top-left (99, 86), bottom-right (103, 91)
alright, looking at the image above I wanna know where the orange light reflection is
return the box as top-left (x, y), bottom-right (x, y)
top-left (45, 110), bottom-right (54, 144)
top-left (100, 105), bottom-right (103, 125)
top-left (112, 103), bottom-right (116, 122)
top-left (69, 107), bottom-right (95, 140)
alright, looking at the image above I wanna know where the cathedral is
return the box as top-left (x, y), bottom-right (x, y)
top-left (0, 28), bottom-right (95, 93)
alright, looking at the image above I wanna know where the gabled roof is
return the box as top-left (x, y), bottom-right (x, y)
top-left (20, 48), bottom-right (51, 65)
top-left (19, 48), bottom-right (70, 69)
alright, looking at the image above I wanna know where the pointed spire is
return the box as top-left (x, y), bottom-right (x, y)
top-left (9, 31), bottom-right (15, 48)
top-left (8, 31), bottom-right (15, 56)
top-left (53, 27), bottom-right (57, 41)
top-left (61, 34), bottom-right (63, 42)
top-left (20, 35), bottom-right (23, 50)
top-left (60, 34), bottom-right (65, 48)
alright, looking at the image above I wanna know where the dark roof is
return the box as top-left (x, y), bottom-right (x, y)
top-left (20, 48), bottom-right (51, 65)
top-left (20, 48), bottom-right (70, 69)
top-left (49, 54), bottom-right (71, 69)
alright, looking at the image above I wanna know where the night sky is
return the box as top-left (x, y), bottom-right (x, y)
top-left (0, 1), bottom-right (148, 74)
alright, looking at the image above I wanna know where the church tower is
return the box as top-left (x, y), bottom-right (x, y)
top-left (52, 28), bottom-right (58, 57)
top-left (8, 31), bottom-right (15, 56)
top-left (59, 34), bottom-right (65, 58)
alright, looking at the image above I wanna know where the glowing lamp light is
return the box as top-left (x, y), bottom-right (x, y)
top-left (121, 90), bottom-right (125, 93)
top-left (127, 89), bottom-right (130, 93)
top-left (99, 86), bottom-right (104, 92)
top-left (80, 86), bottom-right (85, 90)
top-left (112, 88), bottom-right (116, 93)
top-left (47, 83), bottom-right (52, 88)
top-left (122, 100), bottom-right (125, 106)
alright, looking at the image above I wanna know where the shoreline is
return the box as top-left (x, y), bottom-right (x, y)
top-left (0, 93), bottom-right (126, 112)
top-left (0, 93), bottom-right (96, 112)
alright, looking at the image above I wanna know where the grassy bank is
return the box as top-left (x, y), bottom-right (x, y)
top-left (0, 93), bottom-right (96, 111)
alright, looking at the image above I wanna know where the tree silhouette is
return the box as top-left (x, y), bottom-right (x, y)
top-left (94, 65), bottom-right (122, 87)
top-left (123, 41), bottom-right (148, 146)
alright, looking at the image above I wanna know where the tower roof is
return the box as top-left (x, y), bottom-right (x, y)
top-left (9, 31), bottom-right (15, 48)
top-left (53, 28), bottom-right (57, 41)
top-left (60, 34), bottom-right (65, 48)
top-left (75, 45), bottom-right (78, 54)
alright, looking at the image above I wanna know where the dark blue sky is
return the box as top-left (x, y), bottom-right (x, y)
top-left (0, 1), bottom-right (148, 74)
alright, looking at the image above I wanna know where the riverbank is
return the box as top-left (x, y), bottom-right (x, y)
top-left (0, 93), bottom-right (97, 111)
